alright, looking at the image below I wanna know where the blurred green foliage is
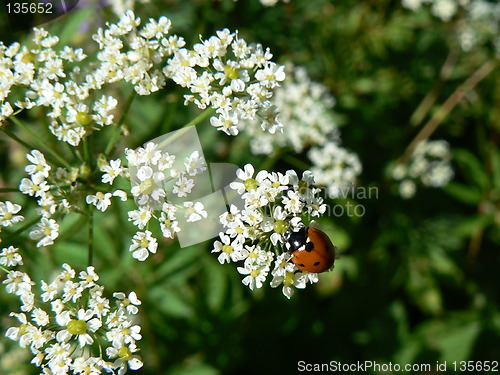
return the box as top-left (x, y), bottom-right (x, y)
top-left (0, 0), bottom-right (499, 374)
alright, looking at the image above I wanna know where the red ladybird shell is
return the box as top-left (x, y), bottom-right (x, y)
top-left (291, 227), bottom-right (336, 273)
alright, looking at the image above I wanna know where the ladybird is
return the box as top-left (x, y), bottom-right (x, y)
top-left (284, 226), bottom-right (336, 273)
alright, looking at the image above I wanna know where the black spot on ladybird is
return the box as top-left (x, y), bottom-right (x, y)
top-left (298, 263), bottom-right (305, 267)
top-left (305, 242), bottom-right (314, 252)
top-left (314, 261), bottom-right (320, 266)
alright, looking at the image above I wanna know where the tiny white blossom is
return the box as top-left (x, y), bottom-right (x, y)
top-left (0, 246), bottom-right (23, 267)
top-left (237, 263), bottom-right (270, 290)
top-left (29, 218), bottom-right (59, 247)
top-left (101, 159), bottom-right (123, 185)
top-left (86, 192), bottom-right (112, 211)
top-left (25, 150), bottom-right (51, 178)
top-left (183, 201), bottom-right (208, 222)
top-left (129, 230), bottom-right (158, 261)
top-left (0, 201), bottom-right (24, 227)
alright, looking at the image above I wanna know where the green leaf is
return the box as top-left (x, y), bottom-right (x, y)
top-left (149, 286), bottom-right (193, 318)
top-left (491, 147), bottom-right (500, 190)
top-left (57, 8), bottom-right (95, 47)
top-left (203, 257), bottom-right (227, 313)
top-left (429, 250), bottom-right (462, 280)
top-left (155, 246), bottom-right (203, 282)
top-left (453, 148), bottom-right (489, 190)
top-left (418, 314), bottom-right (481, 362)
top-left (454, 215), bottom-right (491, 238)
top-left (169, 361), bottom-right (220, 375)
top-left (444, 182), bottom-right (482, 205)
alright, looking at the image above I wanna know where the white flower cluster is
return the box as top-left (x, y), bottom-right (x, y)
top-left (107, 0), bottom-right (150, 17)
top-left (212, 164), bottom-right (327, 299)
top-left (309, 143), bottom-right (362, 199)
top-left (123, 141), bottom-right (209, 260)
top-left (233, 0), bottom-right (289, 6)
top-left (2, 254), bottom-right (143, 375)
top-left (16, 149), bottom-right (124, 247)
top-left (401, 0), bottom-right (465, 21)
top-left (17, 150), bottom-right (60, 247)
top-left (457, 1), bottom-right (500, 53)
top-left (1, 11), bottom-right (284, 148)
top-left (1, 12), bottom-right (161, 145)
top-left (164, 29), bottom-right (285, 136)
top-left (241, 65), bottom-right (361, 198)
top-left (258, 0), bottom-right (289, 6)
top-left (92, 11), bottom-right (178, 95)
top-left (392, 139), bottom-right (454, 199)
top-left (245, 65), bottom-right (339, 155)
top-left (401, 0), bottom-right (500, 53)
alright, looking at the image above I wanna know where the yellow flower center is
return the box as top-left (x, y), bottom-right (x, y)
top-left (224, 65), bottom-right (239, 80)
top-left (19, 324), bottom-right (29, 335)
top-left (21, 52), bottom-right (34, 63)
top-left (75, 112), bottom-right (92, 126)
top-left (250, 269), bottom-right (260, 278)
top-left (139, 178), bottom-right (155, 195)
top-left (67, 319), bottom-right (87, 335)
top-left (140, 238), bottom-right (149, 248)
top-left (222, 245), bottom-right (233, 254)
top-left (273, 220), bottom-right (288, 234)
top-left (118, 346), bottom-right (132, 360)
top-left (122, 327), bottom-right (131, 336)
top-left (244, 178), bottom-right (257, 191)
top-left (284, 272), bottom-right (295, 286)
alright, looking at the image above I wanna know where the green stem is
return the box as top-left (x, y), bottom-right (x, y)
top-left (400, 59), bottom-right (496, 163)
top-left (0, 265), bottom-right (10, 273)
top-left (1, 127), bottom-right (40, 154)
top-left (0, 187), bottom-right (19, 193)
top-left (260, 149), bottom-right (282, 171)
top-left (3, 216), bottom-right (42, 242)
top-left (282, 154), bottom-right (311, 171)
top-left (88, 205), bottom-right (94, 266)
top-left (182, 107), bottom-right (215, 128)
top-left (155, 107), bottom-right (217, 150)
top-left (10, 115), bottom-right (72, 169)
top-left (83, 137), bottom-right (91, 165)
top-left (105, 90), bottom-right (137, 157)
top-left (161, 98), bottom-right (178, 134)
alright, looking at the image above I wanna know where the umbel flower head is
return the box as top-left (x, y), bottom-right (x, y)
top-left (3, 257), bottom-right (143, 375)
top-left (164, 28), bottom-right (285, 136)
top-left (239, 65), bottom-right (362, 199)
top-left (391, 139), bottom-right (454, 199)
top-left (212, 164), bottom-right (330, 299)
